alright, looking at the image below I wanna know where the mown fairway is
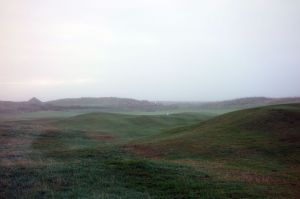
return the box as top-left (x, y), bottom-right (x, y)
top-left (1, 105), bottom-right (299, 198)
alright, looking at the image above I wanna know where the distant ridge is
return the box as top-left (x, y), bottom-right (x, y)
top-left (0, 97), bottom-right (172, 114)
top-left (1, 96), bottom-right (300, 114)
top-left (46, 97), bottom-right (170, 112)
top-left (197, 97), bottom-right (300, 109)
top-left (161, 97), bottom-right (300, 110)
top-left (0, 98), bottom-right (68, 113)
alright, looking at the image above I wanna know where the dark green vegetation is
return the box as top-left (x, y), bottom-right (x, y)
top-left (1, 104), bottom-right (299, 198)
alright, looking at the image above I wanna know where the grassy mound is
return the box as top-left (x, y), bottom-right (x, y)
top-left (133, 104), bottom-right (300, 160)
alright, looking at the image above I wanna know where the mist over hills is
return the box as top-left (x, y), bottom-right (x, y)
top-left (0, 97), bottom-right (61, 113)
top-left (46, 97), bottom-right (169, 112)
top-left (0, 96), bottom-right (300, 114)
top-left (0, 97), bottom-right (172, 114)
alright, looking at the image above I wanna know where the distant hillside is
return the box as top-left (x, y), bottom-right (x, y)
top-left (0, 98), bottom-right (65, 113)
top-left (2, 96), bottom-right (300, 114)
top-left (47, 97), bottom-right (173, 112)
top-left (0, 97), bottom-right (174, 114)
top-left (163, 97), bottom-right (300, 111)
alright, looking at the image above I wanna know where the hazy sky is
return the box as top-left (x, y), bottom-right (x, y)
top-left (1, 0), bottom-right (300, 101)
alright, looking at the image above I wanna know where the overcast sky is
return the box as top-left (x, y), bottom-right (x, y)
top-left (0, 0), bottom-right (299, 101)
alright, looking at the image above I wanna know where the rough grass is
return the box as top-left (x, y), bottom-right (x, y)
top-left (132, 104), bottom-right (300, 160)
top-left (1, 105), bottom-right (300, 198)
top-left (128, 104), bottom-right (300, 197)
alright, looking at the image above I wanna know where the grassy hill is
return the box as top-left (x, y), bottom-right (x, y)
top-left (127, 104), bottom-right (300, 197)
top-left (134, 104), bottom-right (300, 158)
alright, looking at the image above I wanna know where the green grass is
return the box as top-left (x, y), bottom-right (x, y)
top-left (4, 107), bottom-right (225, 121)
top-left (53, 112), bottom-right (213, 138)
top-left (1, 104), bottom-right (299, 198)
top-left (128, 104), bottom-right (300, 197)
top-left (0, 137), bottom-right (264, 199)
top-left (137, 104), bottom-right (300, 160)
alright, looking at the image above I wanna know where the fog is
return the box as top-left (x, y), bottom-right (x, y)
top-left (1, 0), bottom-right (300, 101)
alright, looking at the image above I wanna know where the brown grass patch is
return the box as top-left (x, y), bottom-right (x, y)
top-left (90, 135), bottom-right (116, 141)
top-left (125, 144), bottom-right (165, 158)
top-left (0, 158), bottom-right (44, 167)
top-left (170, 159), bottom-right (295, 186)
top-left (86, 131), bottom-right (117, 141)
top-left (0, 150), bottom-right (48, 168)
top-left (0, 137), bottom-right (29, 146)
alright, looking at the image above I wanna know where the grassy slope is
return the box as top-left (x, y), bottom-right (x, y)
top-left (129, 104), bottom-right (300, 197)
top-left (2, 112), bottom-right (227, 199)
top-left (1, 105), bottom-right (299, 198)
top-left (137, 104), bottom-right (300, 157)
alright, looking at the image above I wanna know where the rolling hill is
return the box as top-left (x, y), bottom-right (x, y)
top-left (131, 103), bottom-right (300, 160)
top-left (1, 103), bottom-right (300, 198)
top-left (126, 103), bottom-right (300, 197)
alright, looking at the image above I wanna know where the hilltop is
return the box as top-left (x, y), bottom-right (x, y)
top-left (27, 97), bottom-right (43, 105)
top-left (0, 98), bottom-right (57, 113)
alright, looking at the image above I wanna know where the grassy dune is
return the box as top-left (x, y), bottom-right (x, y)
top-left (1, 105), bottom-right (299, 198)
